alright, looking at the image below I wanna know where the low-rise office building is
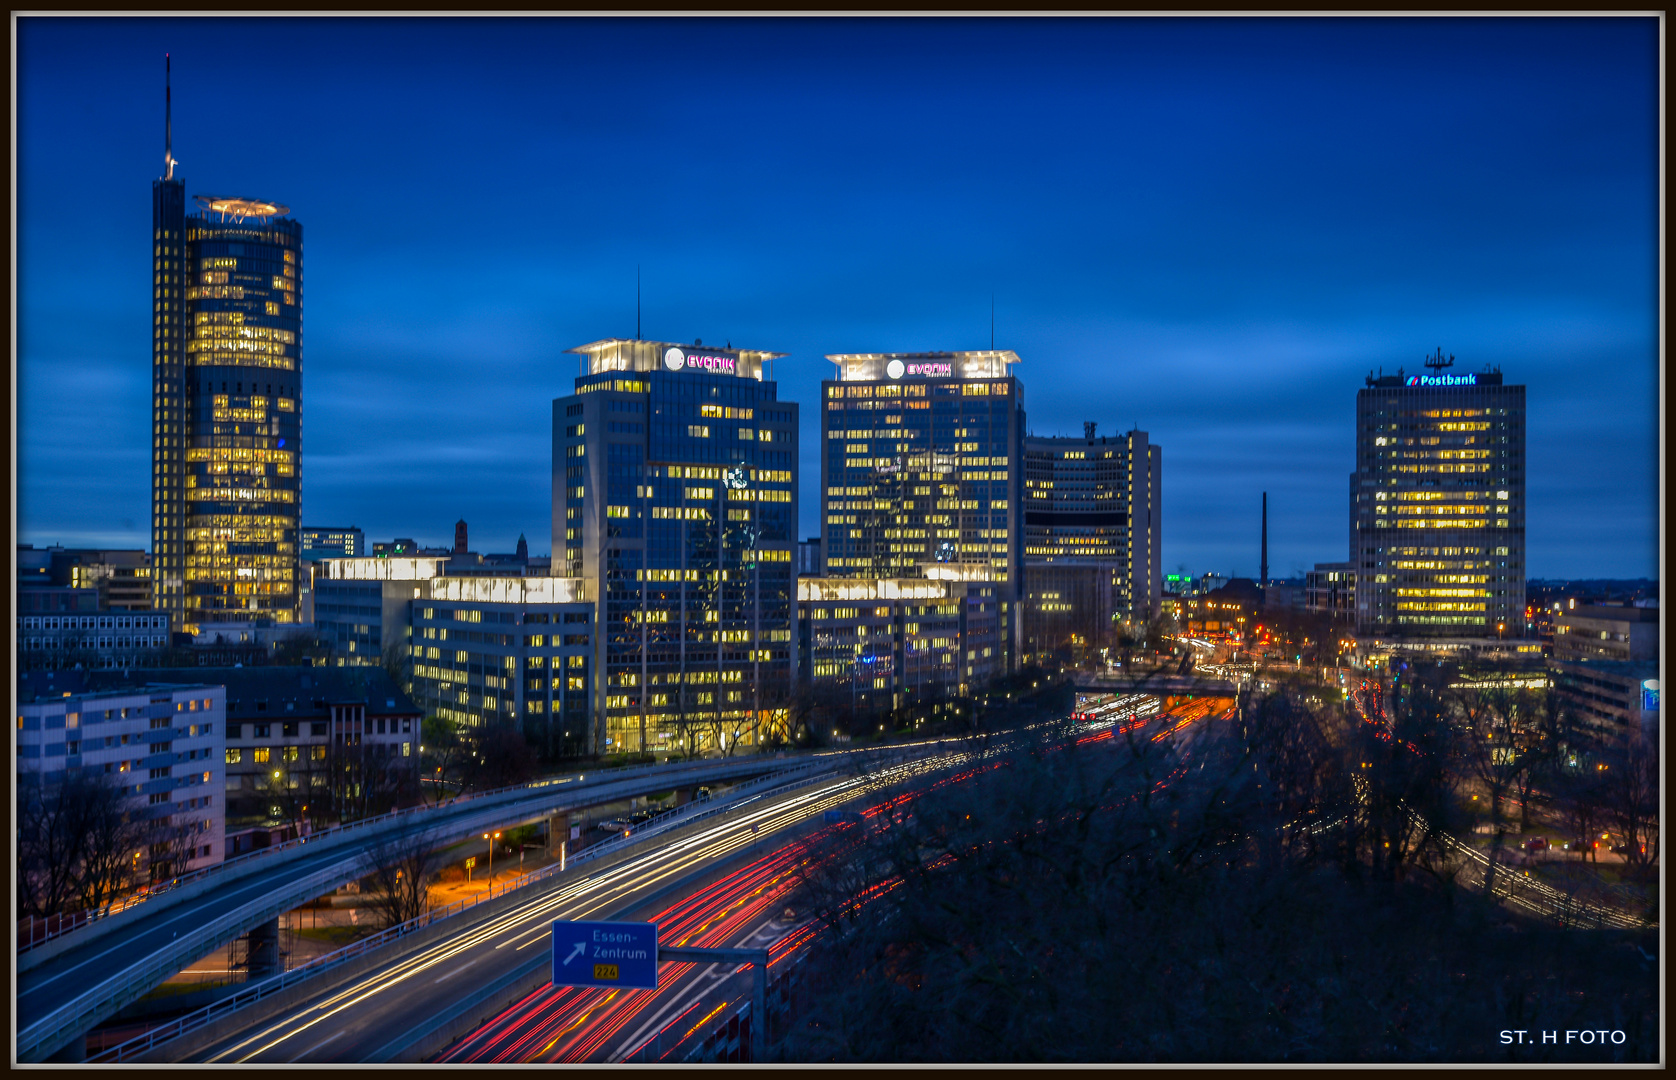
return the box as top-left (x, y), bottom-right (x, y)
top-left (15, 610), bottom-right (175, 672)
top-left (1262, 579), bottom-right (1307, 612)
top-left (317, 557), bottom-right (594, 757)
top-left (797, 571), bottom-right (1003, 725)
top-left (1552, 602), bottom-right (1660, 663)
top-left (313, 556), bottom-right (445, 663)
top-left (301, 526), bottom-right (366, 561)
top-left (1549, 660), bottom-right (1659, 751)
top-left (1306, 562), bottom-right (1357, 620)
top-left (16, 675), bottom-right (226, 878)
top-left (18, 545), bottom-right (154, 610)
top-left (409, 578), bottom-right (594, 759)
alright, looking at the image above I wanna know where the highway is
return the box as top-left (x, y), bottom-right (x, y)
top-left (16, 749), bottom-right (879, 1062)
top-left (102, 700), bottom-right (1228, 1064)
top-left (437, 698), bottom-right (1235, 1063)
top-left (146, 747), bottom-right (978, 1063)
top-left (438, 836), bottom-right (818, 1063)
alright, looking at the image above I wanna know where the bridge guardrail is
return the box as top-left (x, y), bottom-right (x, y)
top-left (24, 743), bottom-right (949, 1061)
top-left (18, 751), bottom-right (824, 958)
top-left (90, 762), bottom-right (845, 1063)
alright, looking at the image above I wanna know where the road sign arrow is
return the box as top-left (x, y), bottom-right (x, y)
top-left (562, 941), bottom-right (586, 967)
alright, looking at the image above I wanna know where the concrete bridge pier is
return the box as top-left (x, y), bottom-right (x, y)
top-left (245, 917), bottom-right (281, 981)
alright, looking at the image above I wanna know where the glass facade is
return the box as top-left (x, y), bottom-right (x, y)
top-left (1353, 368), bottom-right (1525, 637)
top-left (819, 352), bottom-right (1025, 668)
top-left (1021, 430), bottom-right (1160, 658)
top-left (152, 183), bottom-right (303, 632)
top-left (410, 597), bottom-right (594, 758)
top-left (314, 557), bottom-right (593, 756)
top-left (796, 576), bottom-right (1002, 722)
top-left (556, 340), bottom-right (799, 755)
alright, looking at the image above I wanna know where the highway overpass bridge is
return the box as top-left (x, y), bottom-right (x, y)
top-left (17, 747), bottom-right (910, 1062)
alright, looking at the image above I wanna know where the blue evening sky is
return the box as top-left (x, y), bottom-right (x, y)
top-left (15, 16), bottom-right (1661, 579)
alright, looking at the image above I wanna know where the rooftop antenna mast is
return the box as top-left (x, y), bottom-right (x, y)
top-left (636, 265), bottom-right (641, 341)
top-left (990, 294), bottom-right (995, 350)
top-left (1424, 346), bottom-right (1454, 374)
top-left (164, 53), bottom-right (177, 180)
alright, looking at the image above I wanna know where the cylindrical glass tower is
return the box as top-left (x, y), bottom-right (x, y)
top-left (153, 188), bottom-right (303, 630)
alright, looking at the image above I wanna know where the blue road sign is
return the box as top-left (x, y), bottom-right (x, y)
top-left (551, 920), bottom-right (659, 990)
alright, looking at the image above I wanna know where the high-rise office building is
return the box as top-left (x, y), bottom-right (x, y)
top-left (152, 60), bottom-right (303, 633)
top-left (554, 339), bottom-right (799, 756)
top-left (1021, 427), bottom-right (1160, 658)
top-left (819, 351), bottom-right (1025, 667)
top-left (1352, 354), bottom-right (1525, 638)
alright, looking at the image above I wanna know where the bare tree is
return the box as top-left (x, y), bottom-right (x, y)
top-left (1508, 687), bottom-right (1571, 832)
top-left (752, 684), bottom-right (812, 752)
top-left (146, 812), bottom-right (204, 884)
top-left (381, 640), bottom-right (412, 696)
top-left (18, 771), bottom-right (168, 917)
top-left (361, 827), bottom-right (440, 929)
top-left (1550, 751), bottom-right (1611, 864)
top-left (773, 683), bottom-right (1658, 1064)
top-left (464, 724), bottom-right (540, 790)
top-left (1341, 677), bottom-right (1463, 885)
top-left (703, 707), bottom-right (756, 758)
top-left (16, 774), bottom-right (92, 917)
top-left (1450, 686), bottom-right (1527, 830)
top-left (421, 714), bottom-right (469, 802)
top-left (77, 782), bottom-right (154, 914)
top-left (1604, 735), bottom-right (1659, 882)
top-left (667, 684), bottom-right (710, 760)
top-left (272, 630), bottom-right (332, 667)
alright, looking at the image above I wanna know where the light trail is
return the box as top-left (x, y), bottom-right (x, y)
top-left (193, 751), bottom-right (968, 1063)
top-left (439, 702), bottom-right (1227, 1064)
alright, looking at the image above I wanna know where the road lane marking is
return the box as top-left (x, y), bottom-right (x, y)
top-left (287, 1028), bottom-right (345, 1062)
top-left (434, 957), bottom-right (481, 984)
top-left (189, 771), bottom-right (937, 1062)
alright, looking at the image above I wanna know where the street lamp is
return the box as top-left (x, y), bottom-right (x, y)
top-left (483, 831), bottom-right (501, 877)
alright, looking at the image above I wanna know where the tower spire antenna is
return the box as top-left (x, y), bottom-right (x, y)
top-left (990, 293), bottom-right (995, 350)
top-left (636, 265), bottom-right (641, 341)
top-left (164, 53), bottom-right (177, 180)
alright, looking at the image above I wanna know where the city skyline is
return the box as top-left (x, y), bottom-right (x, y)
top-left (16, 15), bottom-right (1661, 580)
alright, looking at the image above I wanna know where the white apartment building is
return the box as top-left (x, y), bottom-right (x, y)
top-left (17, 680), bottom-right (227, 876)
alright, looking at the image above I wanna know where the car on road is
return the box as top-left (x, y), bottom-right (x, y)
top-left (595, 818), bottom-right (630, 833)
top-left (695, 786), bottom-right (713, 802)
top-left (627, 809), bottom-right (657, 826)
top-left (1562, 838), bottom-right (1590, 853)
top-left (1611, 843), bottom-right (1636, 856)
top-left (1521, 837), bottom-right (1548, 853)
